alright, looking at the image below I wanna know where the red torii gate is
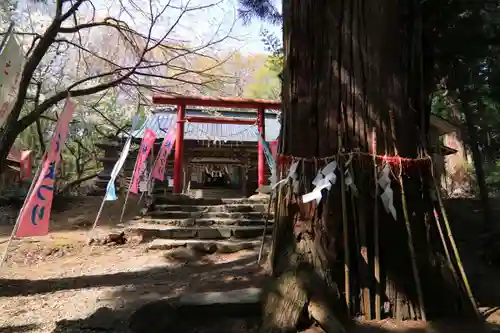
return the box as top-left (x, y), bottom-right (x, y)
top-left (152, 95), bottom-right (281, 194)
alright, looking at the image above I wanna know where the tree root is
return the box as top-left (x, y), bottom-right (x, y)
top-left (261, 264), bottom-right (347, 333)
top-left (308, 298), bottom-right (346, 333)
top-left (261, 268), bottom-right (308, 332)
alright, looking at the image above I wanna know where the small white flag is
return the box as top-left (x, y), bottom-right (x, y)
top-left (378, 164), bottom-right (391, 189)
top-left (302, 160), bottom-right (338, 204)
top-left (377, 164), bottom-right (396, 220)
top-left (273, 160), bottom-right (300, 190)
top-left (345, 170), bottom-right (358, 196)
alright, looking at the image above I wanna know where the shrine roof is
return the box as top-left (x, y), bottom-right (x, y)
top-left (131, 107), bottom-right (280, 142)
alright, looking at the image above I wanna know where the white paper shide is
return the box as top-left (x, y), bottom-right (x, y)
top-left (302, 160), bottom-right (338, 204)
top-left (378, 164), bottom-right (397, 220)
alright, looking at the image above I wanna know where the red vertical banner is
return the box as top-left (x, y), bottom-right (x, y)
top-left (152, 129), bottom-right (176, 181)
top-left (16, 99), bottom-right (74, 237)
top-left (130, 128), bottom-right (156, 194)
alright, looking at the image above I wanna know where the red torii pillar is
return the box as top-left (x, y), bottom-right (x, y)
top-left (257, 107), bottom-right (266, 188)
top-left (173, 104), bottom-right (185, 194)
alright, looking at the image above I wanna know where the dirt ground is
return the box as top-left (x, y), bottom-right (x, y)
top-left (1, 196), bottom-right (500, 332)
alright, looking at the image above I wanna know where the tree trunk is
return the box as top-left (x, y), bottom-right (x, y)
top-left (462, 100), bottom-right (491, 228)
top-left (261, 1), bottom-right (476, 331)
top-left (34, 82), bottom-right (46, 153)
top-left (0, 118), bottom-right (24, 172)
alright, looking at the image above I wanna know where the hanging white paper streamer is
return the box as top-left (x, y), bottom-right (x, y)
top-left (302, 160), bottom-right (338, 204)
top-left (378, 164), bottom-right (397, 220)
top-left (345, 170), bottom-right (358, 196)
top-left (272, 160), bottom-right (299, 190)
top-left (342, 153), bottom-right (358, 196)
top-left (378, 164), bottom-right (391, 189)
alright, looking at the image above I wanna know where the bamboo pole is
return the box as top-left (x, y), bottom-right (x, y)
top-left (339, 132), bottom-right (351, 314)
top-left (430, 160), bottom-right (480, 319)
top-left (432, 207), bottom-right (462, 293)
top-left (258, 191), bottom-right (273, 265)
top-left (349, 166), bottom-right (362, 316)
top-left (398, 159), bottom-right (427, 321)
top-left (137, 141), bottom-right (163, 207)
top-left (409, 302), bottom-right (416, 320)
top-left (349, 163), bottom-right (371, 319)
top-left (118, 101), bottom-right (142, 224)
top-left (387, 108), bottom-right (426, 320)
top-left (372, 128), bottom-right (381, 320)
top-left (119, 157), bottom-right (139, 224)
top-left (268, 167), bottom-right (285, 275)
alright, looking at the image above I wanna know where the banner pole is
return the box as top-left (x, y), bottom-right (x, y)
top-left (119, 153), bottom-right (140, 224)
top-left (91, 182), bottom-right (112, 231)
top-left (137, 143), bottom-right (163, 207)
top-left (0, 154), bottom-right (45, 268)
top-left (118, 99), bottom-right (146, 224)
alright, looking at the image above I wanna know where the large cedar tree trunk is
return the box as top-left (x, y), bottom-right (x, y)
top-left (261, 1), bottom-right (477, 331)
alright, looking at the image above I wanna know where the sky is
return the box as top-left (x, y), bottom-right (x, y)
top-left (225, 0), bottom-right (282, 54)
top-left (9, 0), bottom-right (282, 55)
top-left (90, 0), bottom-right (281, 55)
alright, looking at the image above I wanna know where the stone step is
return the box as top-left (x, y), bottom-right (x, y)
top-left (141, 217), bottom-right (272, 227)
top-left (154, 204), bottom-right (268, 213)
top-left (186, 188), bottom-right (244, 199)
top-left (147, 210), bottom-right (269, 220)
top-left (127, 223), bottom-right (272, 241)
top-left (154, 196), bottom-right (269, 206)
top-left (222, 197), bottom-right (269, 204)
top-left (129, 288), bottom-right (262, 333)
top-left (147, 238), bottom-right (263, 252)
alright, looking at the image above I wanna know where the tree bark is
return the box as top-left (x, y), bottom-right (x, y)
top-left (34, 82), bottom-right (46, 154)
top-left (261, 1), bottom-right (476, 331)
top-left (0, 119), bottom-right (24, 171)
top-left (461, 99), bottom-right (491, 227)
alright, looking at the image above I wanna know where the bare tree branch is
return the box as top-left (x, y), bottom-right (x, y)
top-left (59, 0), bottom-right (86, 22)
top-left (0, 0), bottom-right (237, 172)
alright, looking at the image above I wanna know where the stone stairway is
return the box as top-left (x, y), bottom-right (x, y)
top-left (185, 188), bottom-right (243, 199)
top-left (125, 194), bottom-right (273, 253)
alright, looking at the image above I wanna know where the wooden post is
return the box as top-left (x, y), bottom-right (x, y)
top-left (372, 128), bottom-right (381, 320)
top-left (398, 162), bottom-right (427, 321)
top-left (339, 142), bottom-right (351, 314)
top-left (173, 104), bottom-right (185, 194)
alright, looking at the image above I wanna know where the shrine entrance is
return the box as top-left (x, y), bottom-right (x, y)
top-left (187, 160), bottom-right (241, 191)
top-left (151, 96), bottom-right (281, 196)
top-left (185, 160), bottom-right (242, 199)
top-left (202, 165), bottom-right (232, 188)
